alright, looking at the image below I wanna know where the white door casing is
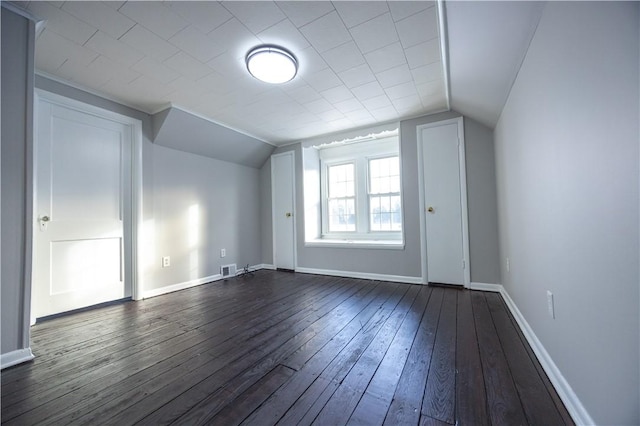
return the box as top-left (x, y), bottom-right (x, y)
top-left (271, 151), bottom-right (296, 270)
top-left (33, 91), bottom-right (142, 320)
top-left (418, 118), bottom-right (470, 286)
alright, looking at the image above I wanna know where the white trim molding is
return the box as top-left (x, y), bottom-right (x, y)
top-left (1, 348), bottom-right (35, 370)
top-left (471, 284), bottom-right (595, 425)
top-left (142, 274), bottom-right (222, 299)
top-left (295, 266), bottom-right (422, 285)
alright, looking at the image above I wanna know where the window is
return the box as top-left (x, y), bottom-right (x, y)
top-left (327, 163), bottom-right (356, 232)
top-left (369, 156), bottom-right (402, 231)
top-left (317, 135), bottom-right (403, 243)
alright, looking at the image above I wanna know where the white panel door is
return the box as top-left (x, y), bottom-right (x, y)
top-left (272, 152), bottom-right (295, 270)
top-left (422, 123), bottom-right (465, 285)
top-left (33, 100), bottom-right (131, 318)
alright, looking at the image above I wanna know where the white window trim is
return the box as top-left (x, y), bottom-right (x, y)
top-left (318, 138), bottom-right (403, 243)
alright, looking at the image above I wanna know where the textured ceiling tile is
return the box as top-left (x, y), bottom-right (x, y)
top-left (61, 1), bottom-right (135, 39)
top-left (318, 109), bottom-right (345, 122)
top-left (297, 46), bottom-right (329, 77)
top-left (338, 64), bottom-right (377, 89)
top-left (364, 41), bottom-right (407, 73)
top-left (169, 25), bottom-right (226, 63)
top-left (132, 56), bottom-right (180, 84)
top-left (207, 51), bottom-right (246, 78)
top-left (334, 98), bottom-right (363, 114)
top-left (120, 25), bottom-right (180, 62)
top-left (86, 55), bottom-right (141, 85)
top-left (391, 94), bottom-right (423, 112)
top-left (198, 71), bottom-right (236, 95)
top-left (257, 19), bottom-right (310, 51)
top-left (222, 1), bottom-right (286, 34)
top-left (332, 1), bottom-right (389, 28)
top-left (405, 39), bottom-right (440, 69)
top-left (361, 94), bottom-right (393, 110)
top-left (369, 105), bottom-right (398, 121)
top-left (303, 68), bottom-right (342, 92)
top-left (396, 7), bottom-right (438, 48)
top-left (411, 62), bottom-right (443, 85)
top-left (351, 80), bottom-right (385, 101)
top-left (208, 18), bottom-right (261, 59)
top-left (385, 81), bottom-right (419, 100)
top-left (119, 1), bottom-right (189, 40)
top-left (388, 1), bottom-right (434, 22)
top-left (303, 98), bottom-right (334, 114)
top-left (416, 79), bottom-right (443, 98)
top-left (349, 13), bottom-right (398, 54)
top-left (284, 84), bottom-right (323, 104)
top-left (166, 1), bottom-right (232, 34)
top-left (276, 1), bottom-right (335, 28)
top-left (321, 86), bottom-right (354, 104)
top-left (84, 31), bottom-right (144, 67)
top-left (56, 58), bottom-right (111, 88)
top-left (28, 1), bottom-right (97, 45)
top-left (344, 108), bottom-right (374, 122)
top-left (36, 29), bottom-right (98, 67)
top-left (300, 11), bottom-right (351, 53)
top-left (321, 41), bottom-right (366, 74)
top-left (376, 64), bottom-right (413, 88)
top-left (163, 51), bottom-right (213, 81)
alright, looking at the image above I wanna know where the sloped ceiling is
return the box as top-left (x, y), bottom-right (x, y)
top-left (445, 1), bottom-right (545, 129)
top-left (15, 0), bottom-right (449, 145)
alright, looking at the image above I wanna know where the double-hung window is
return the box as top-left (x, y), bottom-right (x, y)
top-left (318, 135), bottom-right (403, 244)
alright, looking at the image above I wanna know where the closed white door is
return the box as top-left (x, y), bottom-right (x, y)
top-left (421, 122), bottom-right (467, 286)
top-left (33, 99), bottom-right (131, 319)
top-left (272, 152), bottom-right (295, 270)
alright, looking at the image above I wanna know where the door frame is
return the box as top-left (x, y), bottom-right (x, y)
top-left (270, 150), bottom-right (297, 270)
top-left (30, 89), bottom-right (144, 324)
top-left (417, 117), bottom-right (471, 287)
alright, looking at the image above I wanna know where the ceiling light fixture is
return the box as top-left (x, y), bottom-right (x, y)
top-left (246, 45), bottom-right (298, 84)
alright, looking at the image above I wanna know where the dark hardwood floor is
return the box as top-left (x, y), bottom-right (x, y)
top-left (1, 270), bottom-right (573, 425)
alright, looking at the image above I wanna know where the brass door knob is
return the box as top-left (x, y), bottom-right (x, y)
top-left (427, 207), bottom-right (434, 213)
top-left (285, 212), bottom-right (292, 218)
top-left (41, 215), bottom-right (50, 222)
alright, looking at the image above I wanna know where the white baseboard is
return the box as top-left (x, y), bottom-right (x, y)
top-left (142, 274), bottom-right (221, 299)
top-left (498, 289), bottom-right (594, 425)
top-left (470, 283), bottom-right (594, 425)
top-left (294, 266), bottom-right (423, 285)
top-left (142, 264), bottom-right (270, 298)
top-left (1, 348), bottom-right (35, 370)
top-left (468, 282), bottom-right (503, 292)
top-left (251, 263), bottom-right (275, 271)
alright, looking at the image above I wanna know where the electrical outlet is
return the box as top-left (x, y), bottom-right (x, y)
top-left (547, 290), bottom-right (555, 319)
top-left (162, 256), bottom-right (170, 268)
top-left (220, 248), bottom-right (226, 258)
top-left (506, 257), bottom-right (510, 272)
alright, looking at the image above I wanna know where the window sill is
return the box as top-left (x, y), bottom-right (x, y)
top-left (304, 238), bottom-right (405, 250)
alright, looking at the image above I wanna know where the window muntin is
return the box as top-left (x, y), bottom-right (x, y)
top-left (369, 156), bottom-right (402, 231)
top-left (327, 163), bottom-right (356, 232)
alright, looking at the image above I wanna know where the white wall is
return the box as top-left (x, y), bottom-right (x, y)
top-left (145, 145), bottom-right (262, 291)
top-left (494, 2), bottom-right (639, 424)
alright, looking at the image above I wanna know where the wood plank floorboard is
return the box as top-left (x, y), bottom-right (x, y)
top-left (1, 271), bottom-right (573, 426)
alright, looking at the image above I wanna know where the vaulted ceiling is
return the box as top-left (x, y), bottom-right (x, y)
top-left (17, 0), bottom-right (447, 145)
top-left (12, 1), bottom-right (544, 146)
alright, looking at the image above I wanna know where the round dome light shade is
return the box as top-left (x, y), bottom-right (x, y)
top-left (246, 46), bottom-right (297, 84)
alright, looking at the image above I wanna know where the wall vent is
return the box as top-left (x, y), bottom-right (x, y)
top-left (221, 264), bottom-right (237, 278)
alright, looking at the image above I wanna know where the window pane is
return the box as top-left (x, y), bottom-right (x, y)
top-left (370, 194), bottom-right (402, 231)
top-left (329, 163), bottom-right (355, 198)
top-left (328, 198), bottom-right (356, 232)
top-left (369, 157), bottom-right (400, 195)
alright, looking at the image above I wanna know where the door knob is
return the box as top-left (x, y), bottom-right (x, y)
top-left (427, 207), bottom-right (434, 213)
top-left (41, 215), bottom-right (50, 222)
top-left (285, 212), bottom-right (292, 218)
